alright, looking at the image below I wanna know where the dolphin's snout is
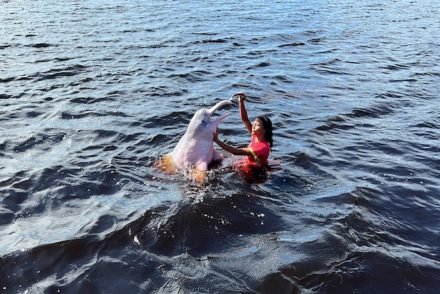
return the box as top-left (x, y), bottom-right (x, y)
top-left (208, 100), bottom-right (233, 116)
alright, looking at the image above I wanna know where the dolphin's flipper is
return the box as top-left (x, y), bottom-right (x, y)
top-left (191, 169), bottom-right (207, 183)
top-left (156, 154), bottom-right (176, 174)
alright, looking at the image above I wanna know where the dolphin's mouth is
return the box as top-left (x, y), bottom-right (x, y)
top-left (207, 100), bottom-right (232, 126)
top-left (213, 111), bottom-right (230, 122)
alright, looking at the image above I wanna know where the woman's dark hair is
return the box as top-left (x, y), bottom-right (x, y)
top-left (257, 115), bottom-right (273, 148)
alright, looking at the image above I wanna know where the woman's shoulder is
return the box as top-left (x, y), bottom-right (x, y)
top-left (250, 136), bottom-right (270, 149)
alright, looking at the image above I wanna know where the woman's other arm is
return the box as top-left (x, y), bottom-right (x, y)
top-left (213, 131), bottom-right (250, 156)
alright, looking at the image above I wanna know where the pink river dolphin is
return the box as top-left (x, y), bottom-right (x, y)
top-left (157, 100), bottom-right (232, 182)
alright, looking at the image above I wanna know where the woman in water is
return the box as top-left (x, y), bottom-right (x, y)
top-left (213, 93), bottom-right (273, 180)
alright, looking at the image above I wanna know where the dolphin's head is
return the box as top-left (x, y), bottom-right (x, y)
top-left (186, 100), bottom-right (232, 138)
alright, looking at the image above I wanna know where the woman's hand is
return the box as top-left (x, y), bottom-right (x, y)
top-left (235, 93), bottom-right (246, 103)
top-left (213, 128), bottom-right (219, 142)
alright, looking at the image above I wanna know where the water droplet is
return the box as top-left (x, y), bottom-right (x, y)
top-left (134, 235), bottom-right (140, 245)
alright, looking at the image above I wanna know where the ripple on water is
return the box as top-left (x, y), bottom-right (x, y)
top-left (1, 0), bottom-right (440, 292)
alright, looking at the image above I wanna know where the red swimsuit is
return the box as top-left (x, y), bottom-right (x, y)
top-left (235, 135), bottom-right (270, 176)
top-left (245, 135), bottom-right (270, 167)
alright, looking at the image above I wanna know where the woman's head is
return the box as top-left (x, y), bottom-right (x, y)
top-left (254, 115), bottom-right (273, 148)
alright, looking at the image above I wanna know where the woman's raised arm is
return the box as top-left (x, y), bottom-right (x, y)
top-left (237, 94), bottom-right (252, 134)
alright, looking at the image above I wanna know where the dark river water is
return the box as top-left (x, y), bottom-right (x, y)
top-left (1, 0), bottom-right (439, 293)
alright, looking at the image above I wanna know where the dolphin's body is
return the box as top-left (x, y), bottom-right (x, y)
top-left (158, 100), bottom-right (232, 181)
